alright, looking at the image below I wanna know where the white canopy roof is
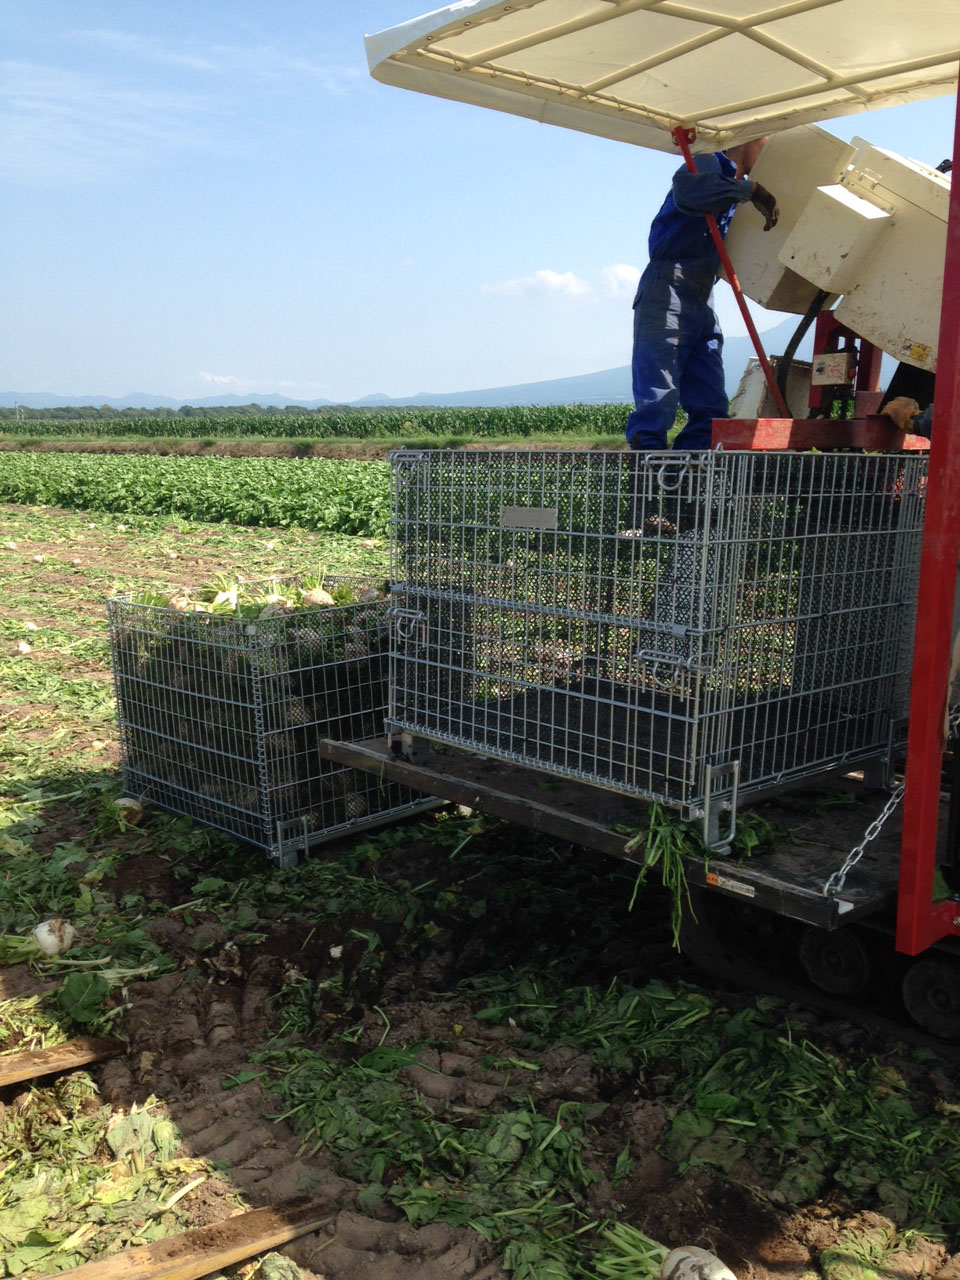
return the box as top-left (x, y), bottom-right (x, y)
top-left (365, 0), bottom-right (960, 152)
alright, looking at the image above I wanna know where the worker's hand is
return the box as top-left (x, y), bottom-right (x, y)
top-left (882, 396), bottom-right (920, 432)
top-left (750, 183), bottom-right (779, 230)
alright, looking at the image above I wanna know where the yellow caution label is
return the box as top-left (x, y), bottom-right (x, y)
top-left (901, 341), bottom-right (932, 364)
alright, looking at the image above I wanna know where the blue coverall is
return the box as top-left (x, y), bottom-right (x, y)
top-left (625, 152), bottom-right (757, 451)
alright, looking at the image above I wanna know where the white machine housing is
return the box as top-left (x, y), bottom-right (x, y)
top-left (724, 126), bottom-right (951, 372)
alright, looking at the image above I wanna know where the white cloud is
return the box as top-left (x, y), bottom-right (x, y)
top-left (199, 372), bottom-right (249, 390)
top-left (0, 60), bottom-right (219, 184)
top-left (601, 263), bottom-right (640, 298)
top-left (72, 30), bottom-right (220, 73)
top-left (73, 29), bottom-right (363, 94)
top-left (196, 373), bottom-right (332, 399)
top-left (480, 264), bottom-right (642, 302)
top-left (0, 28), bottom-right (363, 187)
top-left (482, 269), bottom-right (593, 299)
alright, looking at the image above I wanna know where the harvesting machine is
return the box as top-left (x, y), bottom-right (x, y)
top-left (317, 0), bottom-right (960, 1037)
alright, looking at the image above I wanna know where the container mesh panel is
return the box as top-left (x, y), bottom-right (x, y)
top-left (109, 577), bottom-right (430, 862)
top-left (389, 450), bottom-right (926, 816)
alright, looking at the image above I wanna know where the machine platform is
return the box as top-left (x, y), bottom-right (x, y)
top-left (713, 418), bottom-right (931, 451)
top-left (318, 735), bottom-right (908, 931)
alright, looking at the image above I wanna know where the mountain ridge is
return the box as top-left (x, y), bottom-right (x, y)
top-left (2, 320), bottom-right (811, 412)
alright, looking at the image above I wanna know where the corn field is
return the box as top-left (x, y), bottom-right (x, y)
top-left (0, 404), bottom-right (627, 440)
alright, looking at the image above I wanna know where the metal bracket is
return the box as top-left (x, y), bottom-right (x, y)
top-left (861, 754), bottom-right (893, 791)
top-left (389, 608), bottom-right (426, 645)
top-left (702, 760), bottom-right (740, 853)
top-left (392, 452), bottom-right (429, 489)
top-left (268, 818), bottom-right (302, 869)
top-left (388, 729), bottom-right (431, 765)
top-left (635, 650), bottom-right (696, 694)
top-left (635, 453), bottom-right (696, 504)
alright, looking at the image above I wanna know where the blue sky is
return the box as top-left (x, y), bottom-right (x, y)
top-left (2, 2), bottom-right (956, 403)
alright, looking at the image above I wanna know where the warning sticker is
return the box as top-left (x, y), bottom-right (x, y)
top-left (900, 340), bottom-right (932, 365)
top-left (706, 871), bottom-right (756, 898)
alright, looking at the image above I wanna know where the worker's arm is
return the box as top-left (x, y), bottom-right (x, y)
top-left (672, 154), bottom-right (755, 217)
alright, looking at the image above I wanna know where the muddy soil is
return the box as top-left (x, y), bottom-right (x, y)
top-left (14, 825), bottom-right (948, 1280)
top-left (3, 506), bottom-right (957, 1280)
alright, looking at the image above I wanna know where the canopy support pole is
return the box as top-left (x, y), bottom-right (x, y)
top-left (896, 84), bottom-right (960, 955)
top-left (671, 125), bottom-right (790, 417)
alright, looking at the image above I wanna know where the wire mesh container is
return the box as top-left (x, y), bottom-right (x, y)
top-left (388, 449), bottom-right (927, 846)
top-left (108, 576), bottom-right (433, 865)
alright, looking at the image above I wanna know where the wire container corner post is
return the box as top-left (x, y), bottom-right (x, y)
top-left (387, 449), bottom-right (927, 848)
top-left (108, 578), bottom-right (432, 866)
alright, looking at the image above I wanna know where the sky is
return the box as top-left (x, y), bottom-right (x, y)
top-left (1, 2), bottom-right (957, 404)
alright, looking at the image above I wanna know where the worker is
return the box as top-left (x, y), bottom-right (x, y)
top-left (625, 139), bottom-right (779, 452)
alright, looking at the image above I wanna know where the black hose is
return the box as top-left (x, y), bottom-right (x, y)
top-left (775, 288), bottom-right (830, 415)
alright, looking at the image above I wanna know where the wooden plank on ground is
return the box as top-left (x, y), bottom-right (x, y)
top-left (0, 1037), bottom-right (125, 1087)
top-left (55, 1198), bottom-right (334, 1280)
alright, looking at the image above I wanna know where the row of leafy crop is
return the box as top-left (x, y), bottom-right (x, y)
top-left (0, 452), bottom-right (389, 536)
top-left (0, 403), bottom-right (628, 440)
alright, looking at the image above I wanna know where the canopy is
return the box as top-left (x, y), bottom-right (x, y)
top-left (365, 0), bottom-right (960, 151)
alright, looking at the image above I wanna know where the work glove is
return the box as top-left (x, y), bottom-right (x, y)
top-left (882, 396), bottom-right (920, 432)
top-left (750, 183), bottom-right (779, 230)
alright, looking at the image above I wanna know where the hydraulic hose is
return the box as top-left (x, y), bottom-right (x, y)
top-left (775, 289), bottom-right (830, 416)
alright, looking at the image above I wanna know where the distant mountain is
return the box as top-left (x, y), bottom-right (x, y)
top-left (0, 391), bottom-right (337, 411)
top-left (348, 321), bottom-right (813, 407)
top-left (350, 363), bottom-right (636, 408)
top-left (1, 318), bottom-right (824, 413)
top-left (0, 391), bottom-right (182, 410)
top-left (184, 393), bottom-right (338, 409)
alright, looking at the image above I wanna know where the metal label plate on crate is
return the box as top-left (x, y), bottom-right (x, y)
top-left (500, 505), bottom-right (558, 530)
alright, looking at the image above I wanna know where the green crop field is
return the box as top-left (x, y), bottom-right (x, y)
top-left (0, 453), bottom-right (390, 535)
top-left (0, 404), bottom-right (628, 440)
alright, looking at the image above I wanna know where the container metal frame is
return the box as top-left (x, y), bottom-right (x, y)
top-left (388, 449), bottom-right (926, 848)
top-left (108, 577), bottom-right (433, 866)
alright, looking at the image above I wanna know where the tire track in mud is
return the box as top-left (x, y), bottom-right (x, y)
top-left (96, 933), bottom-right (513, 1280)
top-left (85, 909), bottom-right (822, 1280)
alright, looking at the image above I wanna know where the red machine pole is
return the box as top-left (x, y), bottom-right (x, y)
top-left (671, 125), bottom-right (791, 418)
top-left (896, 87), bottom-right (960, 954)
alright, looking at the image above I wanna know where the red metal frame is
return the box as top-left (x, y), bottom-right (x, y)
top-left (808, 313), bottom-right (883, 415)
top-left (855, 341), bottom-right (884, 399)
top-left (673, 112), bottom-right (960, 952)
top-left (896, 88), bottom-right (960, 955)
top-left (671, 125), bottom-right (791, 417)
top-left (700, 101), bottom-right (960, 954)
top-left (714, 418), bottom-right (929, 452)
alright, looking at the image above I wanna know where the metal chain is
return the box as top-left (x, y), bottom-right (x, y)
top-left (824, 704), bottom-right (960, 897)
top-left (823, 782), bottom-right (906, 895)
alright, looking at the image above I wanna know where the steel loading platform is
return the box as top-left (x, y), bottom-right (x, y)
top-left (317, 734), bottom-right (916, 931)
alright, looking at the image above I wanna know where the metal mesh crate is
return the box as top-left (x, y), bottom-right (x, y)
top-left (388, 449), bottom-right (927, 846)
top-left (108, 577), bottom-right (433, 866)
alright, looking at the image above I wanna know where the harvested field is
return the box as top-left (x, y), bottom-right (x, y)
top-left (1, 501), bottom-right (959, 1280)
